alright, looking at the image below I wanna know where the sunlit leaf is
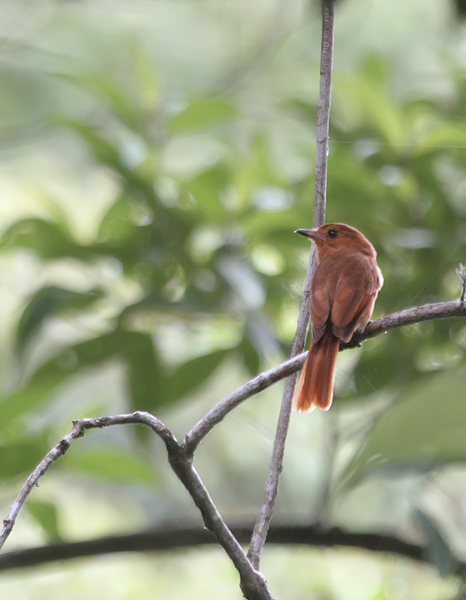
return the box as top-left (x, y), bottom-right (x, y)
top-left (415, 126), bottom-right (466, 156)
top-left (0, 218), bottom-right (86, 260)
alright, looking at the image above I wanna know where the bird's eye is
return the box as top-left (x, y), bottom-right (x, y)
top-left (327, 229), bottom-right (339, 238)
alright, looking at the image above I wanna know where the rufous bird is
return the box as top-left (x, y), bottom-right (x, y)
top-left (292, 223), bottom-right (383, 412)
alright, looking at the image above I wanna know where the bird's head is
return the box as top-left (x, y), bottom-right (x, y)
top-left (295, 223), bottom-right (376, 260)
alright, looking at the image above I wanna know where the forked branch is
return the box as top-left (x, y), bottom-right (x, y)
top-left (1, 294), bottom-right (465, 597)
top-left (0, 413), bottom-right (272, 600)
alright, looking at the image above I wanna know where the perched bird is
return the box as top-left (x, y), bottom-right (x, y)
top-left (292, 223), bottom-right (383, 412)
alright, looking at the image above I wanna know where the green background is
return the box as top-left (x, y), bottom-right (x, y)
top-left (0, 0), bottom-right (466, 597)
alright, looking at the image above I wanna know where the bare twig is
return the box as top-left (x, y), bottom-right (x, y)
top-left (347, 298), bottom-right (466, 348)
top-left (247, 0), bottom-right (336, 569)
top-left (0, 413), bottom-right (177, 551)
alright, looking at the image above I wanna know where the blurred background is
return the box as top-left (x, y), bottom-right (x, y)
top-left (0, 0), bottom-right (466, 597)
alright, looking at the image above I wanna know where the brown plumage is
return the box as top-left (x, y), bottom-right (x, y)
top-left (292, 223), bottom-right (383, 412)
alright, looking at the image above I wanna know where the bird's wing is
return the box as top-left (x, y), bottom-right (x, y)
top-left (309, 278), bottom-right (331, 344)
top-left (331, 259), bottom-right (382, 343)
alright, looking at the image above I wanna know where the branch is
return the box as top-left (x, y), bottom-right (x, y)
top-left (184, 297), bottom-right (466, 456)
top-left (183, 354), bottom-right (303, 455)
top-left (0, 413), bottom-right (177, 552)
top-left (1, 522), bottom-right (464, 577)
top-left (347, 298), bottom-right (466, 348)
top-left (168, 453), bottom-right (272, 599)
top-left (0, 413), bottom-right (272, 600)
top-left (247, 0), bottom-right (336, 571)
top-left (2, 299), bottom-right (464, 592)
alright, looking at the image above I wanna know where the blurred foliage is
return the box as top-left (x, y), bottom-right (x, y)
top-left (0, 0), bottom-right (466, 596)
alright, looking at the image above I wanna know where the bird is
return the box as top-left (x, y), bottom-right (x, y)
top-left (292, 223), bottom-right (383, 412)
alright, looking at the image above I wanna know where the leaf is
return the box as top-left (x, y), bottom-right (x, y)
top-left (0, 380), bottom-right (68, 432)
top-left (26, 500), bottom-right (61, 542)
top-left (129, 40), bottom-right (160, 110)
top-left (415, 126), bottom-right (466, 156)
top-left (0, 333), bottom-right (123, 428)
top-left (286, 99), bottom-right (317, 123)
top-left (55, 73), bottom-right (142, 133)
top-left (334, 77), bottom-right (407, 147)
top-left (62, 120), bottom-right (159, 207)
top-left (67, 447), bottom-right (158, 486)
top-left (238, 337), bottom-right (260, 377)
top-left (415, 509), bottom-right (456, 578)
top-left (97, 196), bottom-right (152, 244)
top-left (169, 96), bottom-right (236, 134)
top-left (123, 331), bottom-right (168, 413)
top-left (0, 438), bottom-right (49, 480)
top-left (61, 120), bottom-right (121, 166)
top-left (0, 218), bottom-right (86, 260)
top-left (17, 286), bottom-right (103, 355)
top-left (340, 369), bottom-right (466, 490)
top-left (166, 350), bottom-right (229, 404)
top-left (182, 165), bottom-right (228, 223)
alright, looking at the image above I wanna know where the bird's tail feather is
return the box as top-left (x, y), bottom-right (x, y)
top-left (292, 329), bottom-right (340, 412)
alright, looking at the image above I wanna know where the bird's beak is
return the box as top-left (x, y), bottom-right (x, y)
top-left (295, 228), bottom-right (324, 242)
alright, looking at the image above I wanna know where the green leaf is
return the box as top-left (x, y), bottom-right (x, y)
top-left (167, 350), bottom-right (229, 404)
top-left (17, 286), bottom-right (102, 355)
top-left (0, 218), bottom-right (86, 260)
top-left (334, 76), bottom-right (407, 147)
top-left (62, 120), bottom-right (159, 207)
top-left (123, 331), bottom-right (168, 413)
top-left (0, 438), bottom-right (49, 480)
top-left (286, 99), bottom-right (317, 123)
top-left (67, 447), bottom-right (158, 486)
top-left (340, 369), bottom-right (466, 490)
top-left (55, 73), bottom-right (142, 132)
top-left (182, 165), bottom-right (227, 222)
top-left (169, 97), bottom-right (236, 134)
top-left (0, 330), bottom-right (168, 429)
top-left (61, 120), bottom-right (121, 166)
top-left (415, 126), bottom-right (466, 156)
top-left (415, 509), bottom-right (456, 578)
top-left (129, 40), bottom-right (159, 110)
top-left (0, 333), bottom-right (123, 428)
top-left (26, 500), bottom-right (61, 542)
top-left (0, 380), bottom-right (68, 432)
top-left (97, 196), bottom-right (152, 244)
top-left (238, 337), bottom-right (260, 376)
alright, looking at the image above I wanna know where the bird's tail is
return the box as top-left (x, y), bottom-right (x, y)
top-left (292, 329), bottom-right (340, 412)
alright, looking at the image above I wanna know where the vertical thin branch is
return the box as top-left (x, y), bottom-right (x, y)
top-left (247, 0), bottom-right (335, 570)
